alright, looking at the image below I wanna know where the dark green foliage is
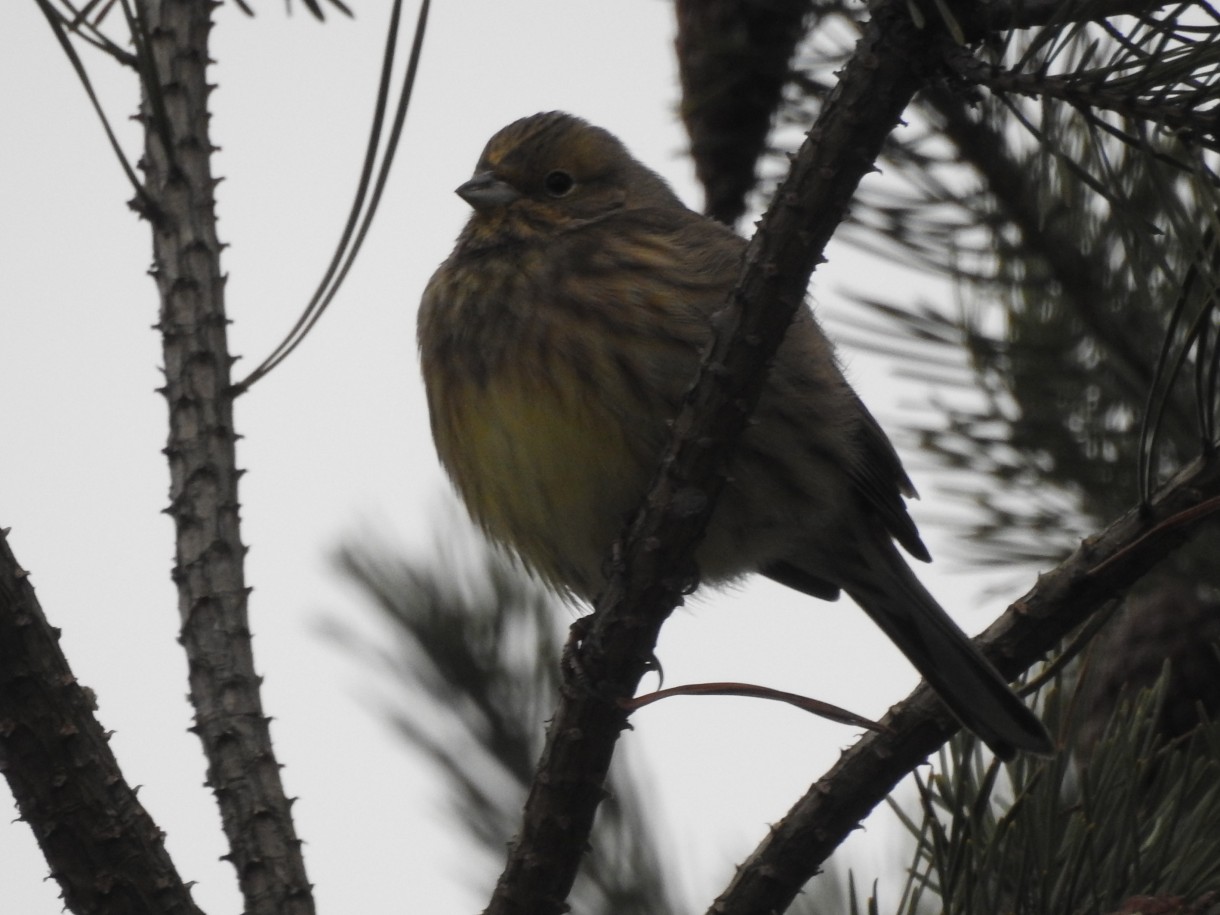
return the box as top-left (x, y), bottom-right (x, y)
top-left (894, 676), bottom-right (1220, 915)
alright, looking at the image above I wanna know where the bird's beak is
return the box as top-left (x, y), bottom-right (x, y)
top-left (456, 171), bottom-right (521, 210)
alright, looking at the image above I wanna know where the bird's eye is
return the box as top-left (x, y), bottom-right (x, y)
top-left (543, 170), bottom-right (575, 197)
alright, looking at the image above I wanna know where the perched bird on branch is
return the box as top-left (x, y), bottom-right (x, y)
top-left (419, 111), bottom-right (1053, 760)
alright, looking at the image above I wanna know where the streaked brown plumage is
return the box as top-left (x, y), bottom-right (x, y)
top-left (419, 111), bottom-right (1053, 759)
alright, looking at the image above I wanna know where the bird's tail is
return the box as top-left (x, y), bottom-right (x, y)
top-left (841, 540), bottom-right (1053, 760)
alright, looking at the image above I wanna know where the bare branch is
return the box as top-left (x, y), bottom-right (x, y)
top-left (136, 2), bottom-right (312, 912)
top-left (712, 452), bottom-right (1220, 914)
top-left (482, 3), bottom-right (954, 912)
top-left (0, 529), bottom-right (205, 915)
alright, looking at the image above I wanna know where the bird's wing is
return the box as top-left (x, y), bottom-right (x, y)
top-left (847, 391), bottom-right (931, 562)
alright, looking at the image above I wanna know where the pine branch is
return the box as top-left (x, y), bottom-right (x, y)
top-left (948, 50), bottom-right (1220, 153)
top-left (711, 452), bottom-right (1220, 914)
top-left (136, 2), bottom-right (312, 912)
top-left (899, 669), bottom-right (1220, 914)
top-left (0, 528), bottom-right (204, 915)
top-left (676, 0), bottom-right (829, 225)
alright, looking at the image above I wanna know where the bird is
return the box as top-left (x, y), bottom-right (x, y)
top-left (418, 111), bottom-right (1053, 760)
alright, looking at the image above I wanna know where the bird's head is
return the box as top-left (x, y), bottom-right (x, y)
top-left (454, 111), bottom-right (682, 247)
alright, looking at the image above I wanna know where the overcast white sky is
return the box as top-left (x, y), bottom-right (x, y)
top-left (0, 2), bottom-right (1037, 911)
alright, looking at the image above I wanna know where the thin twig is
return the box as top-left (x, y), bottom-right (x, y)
top-left (621, 682), bottom-right (888, 732)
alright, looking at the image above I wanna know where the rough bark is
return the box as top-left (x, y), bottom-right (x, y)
top-left (138, 2), bottom-right (313, 912)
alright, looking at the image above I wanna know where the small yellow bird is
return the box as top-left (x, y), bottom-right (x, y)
top-left (419, 111), bottom-right (1053, 759)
